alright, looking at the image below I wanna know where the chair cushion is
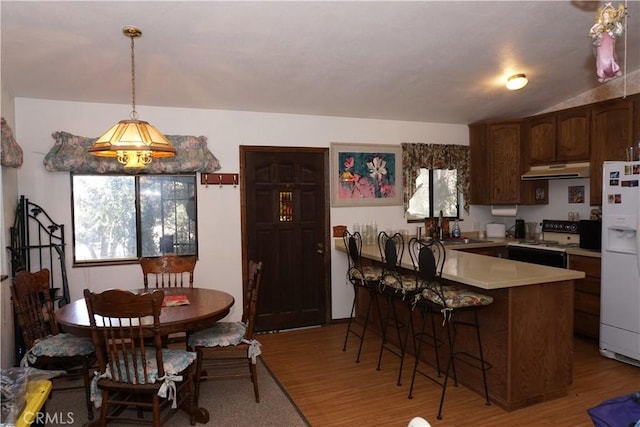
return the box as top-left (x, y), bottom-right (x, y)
top-left (22, 333), bottom-right (95, 366)
top-left (187, 322), bottom-right (246, 348)
top-left (91, 348), bottom-right (196, 408)
top-left (104, 348), bottom-right (195, 384)
top-left (421, 285), bottom-right (494, 309)
top-left (381, 274), bottom-right (419, 293)
top-left (348, 265), bottom-right (382, 282)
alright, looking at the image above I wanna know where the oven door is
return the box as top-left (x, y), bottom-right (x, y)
top-left (506, 246), bottom-right (567, 268)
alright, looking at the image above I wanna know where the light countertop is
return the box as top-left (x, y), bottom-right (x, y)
top-left (335, 239), bottom-right (585, 290)
top-left (441, 236), bottom-right (601, 258)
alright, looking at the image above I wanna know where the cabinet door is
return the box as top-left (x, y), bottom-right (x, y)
top-left (469, 124), bottom-right (490, 204)
top-left (526, 115), bottom-right (556, 165)
top-left (557, 107), bottom-right (590, 162)
top-left (590, 99), bottom-right (634, 205)
top-left (489, 123), bottom-right (521, 204)
top-left (569, 254), bottom-right (601, 340)
top-left (568, 254), bottom-right (601, 278)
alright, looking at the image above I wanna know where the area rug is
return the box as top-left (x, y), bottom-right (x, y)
top-left (43, 359), bottom-right (309, 426)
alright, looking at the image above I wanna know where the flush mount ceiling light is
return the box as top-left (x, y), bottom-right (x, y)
top-left (89, 26), bottom-right (175, 168)
top-left (506, 73), bottom-right (528, 90)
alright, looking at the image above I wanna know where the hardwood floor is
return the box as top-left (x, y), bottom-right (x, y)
top-left (258, 323), bottom-right (640, 426)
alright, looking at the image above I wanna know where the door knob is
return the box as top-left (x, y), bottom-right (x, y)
top-left (316, 243), bottom-right (324, 254)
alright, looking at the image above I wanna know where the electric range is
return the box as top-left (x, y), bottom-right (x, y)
top-left (506, 220), bottom-right (581, 268)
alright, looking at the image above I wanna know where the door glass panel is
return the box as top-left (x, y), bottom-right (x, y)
top-left (279, 191), bottom-right (293, 222)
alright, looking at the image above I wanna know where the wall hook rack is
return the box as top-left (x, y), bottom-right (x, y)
top-left (201, 173), bottom-right (239, 188)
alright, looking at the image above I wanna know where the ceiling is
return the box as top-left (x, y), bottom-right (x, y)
top-left (2, 1), bottom-right (639, 125)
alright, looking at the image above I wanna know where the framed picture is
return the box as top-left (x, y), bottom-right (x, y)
top-left (568, 185), bottom-right (585, 203)
top-left (330, 142), bottom-right (402, 207)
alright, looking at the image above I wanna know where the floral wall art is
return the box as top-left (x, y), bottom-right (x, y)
top-left (330, 142), bottom-right (402, 207)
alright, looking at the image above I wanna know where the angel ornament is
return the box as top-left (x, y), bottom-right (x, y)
top-left (589, 2), bottom-right (626, 83)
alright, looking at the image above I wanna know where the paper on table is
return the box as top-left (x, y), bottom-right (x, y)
top-left (162, 294), bottom-right (190, 307)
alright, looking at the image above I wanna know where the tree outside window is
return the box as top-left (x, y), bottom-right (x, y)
top-left (72, 174), bottom-right (197, 265)
top-left (406, 168), bottom-right (458, 220)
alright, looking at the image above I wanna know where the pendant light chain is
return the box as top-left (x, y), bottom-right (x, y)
top-left (90, 26), bottom-right (175, 168)
top-left (130, 31), bottom-right (138, 120)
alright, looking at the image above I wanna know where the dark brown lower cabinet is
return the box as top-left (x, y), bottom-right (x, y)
top-left (569, 254), bottom-right (601, 340)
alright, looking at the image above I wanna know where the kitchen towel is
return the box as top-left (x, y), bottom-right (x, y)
top-left (491, 205), bottom-right (518, 217)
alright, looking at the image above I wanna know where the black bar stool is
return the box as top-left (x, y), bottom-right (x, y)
top-left (406, 237), bottom-right (493, 420)
top-left (376, 231), bottom-right (419, 386)
top-left (342, 229), bottom-right (383, 363)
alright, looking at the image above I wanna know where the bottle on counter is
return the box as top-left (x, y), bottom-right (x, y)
top-left (452, 219), bottom-right (461, 238)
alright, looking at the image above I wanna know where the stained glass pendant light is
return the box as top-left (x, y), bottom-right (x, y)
top-left (89, 27), bottom-right (175, 168)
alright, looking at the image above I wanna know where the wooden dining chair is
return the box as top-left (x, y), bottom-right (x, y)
top-left (139, 255), bottom-right (198, 346)
top-left (139, 255), bottom-right (197, 290)
top-left (83, 288), bottom-right (198, 426)
top-left (11, 269), bottom-right (96, 421)
top-left (187, 260), bottom-right (263, 404)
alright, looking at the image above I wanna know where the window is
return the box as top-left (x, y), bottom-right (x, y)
top-left (406, 168), bottom-right (459, 220)
top-left (72, 174), bottom-right (197, 265)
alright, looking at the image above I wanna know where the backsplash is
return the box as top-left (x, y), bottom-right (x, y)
top-left (484, 177), bottom-right (593, 231)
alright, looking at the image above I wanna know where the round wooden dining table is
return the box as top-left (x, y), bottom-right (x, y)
top-left (55, 287), bottom-right (234, 424)
top-left (55, 287), bottom-right (235, 338)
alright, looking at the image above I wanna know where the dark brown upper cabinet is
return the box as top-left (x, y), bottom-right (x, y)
top-left (525, 107), bottom-right (590, 165)
top-left (470, 120), bottom-right (548, 205)
top-left (590, 97), bottom-right (635, 205)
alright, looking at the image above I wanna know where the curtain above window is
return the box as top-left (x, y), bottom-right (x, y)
top-left (1, 117), bottom-right (24, 168)
top-left (401, 143), bottom-right (470, 214)
top-left (44, 131), bottom-right (221, 174)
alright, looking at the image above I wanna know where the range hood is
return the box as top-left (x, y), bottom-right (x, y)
top-left (521, 162), bottom-right (590, 180)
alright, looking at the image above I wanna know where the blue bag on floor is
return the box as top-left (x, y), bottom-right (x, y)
top-left (588, 392), bottom-right (640, 427)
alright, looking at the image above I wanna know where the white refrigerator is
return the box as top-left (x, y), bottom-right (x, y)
top-left (599, 161), bottom-right (640, 367)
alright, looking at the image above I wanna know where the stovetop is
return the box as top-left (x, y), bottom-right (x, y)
top-left (508, 219), bottom-right (581, 252)
top-left (541, 220), bottom-right (580, 234)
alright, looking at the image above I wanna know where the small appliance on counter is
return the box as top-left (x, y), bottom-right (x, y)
top-left (486, 223), bottom-right (506, 238)
top-left (514, 219), bottom-right (526, 239)
top-left (579, 219), bottom-right (602, 251)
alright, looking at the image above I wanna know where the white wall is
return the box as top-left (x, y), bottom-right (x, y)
top-left (11, 97), bottom-right (472, 332)
top-left (1, 85), bottom-right (18, 368)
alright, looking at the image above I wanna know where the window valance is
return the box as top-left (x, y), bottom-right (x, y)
top-left (401, 143), bottom-right (470, 214)
top-left (1, 117), bottom-right (24, 168)
top-left (44, 131), bottom-right (221, 174)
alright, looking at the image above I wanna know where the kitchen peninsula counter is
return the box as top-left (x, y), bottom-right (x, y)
top-left (338, 239), bottom-right (585, 289)
top-left (335, 238), bottom-right (584, 411)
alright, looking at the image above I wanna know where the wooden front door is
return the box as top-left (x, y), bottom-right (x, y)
top-left (241, 146), bottom-right (330, 331)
